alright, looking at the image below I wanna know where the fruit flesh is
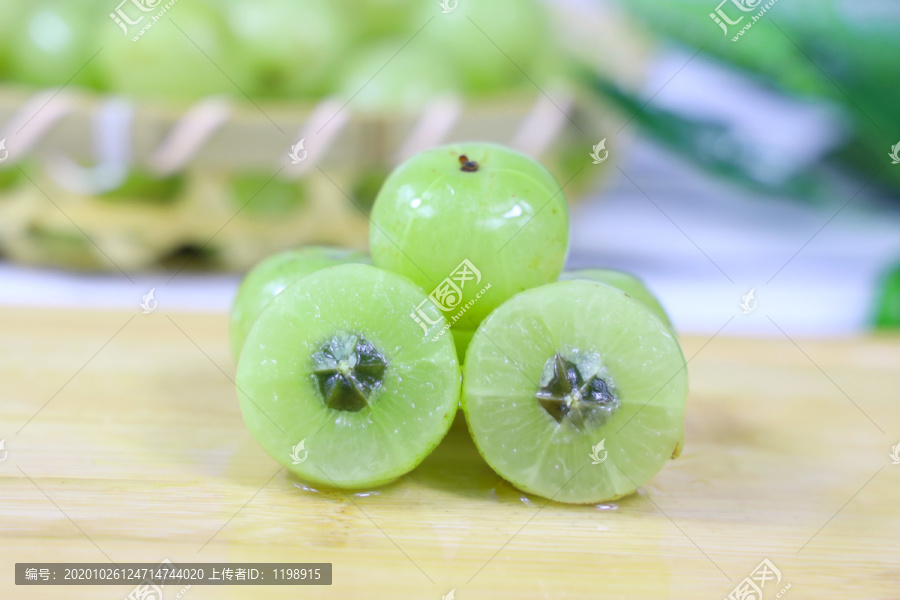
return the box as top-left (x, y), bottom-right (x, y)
top-left (561, 269), bottom-right (672, 328)
top-left (229, 246), bottom-right (368, 361)
top-left (462, 280), bottom-right (687, 504)
top-left (370, 143), bottom-right (569, 331)
top-left (236, 264), bottom-right (460, 489)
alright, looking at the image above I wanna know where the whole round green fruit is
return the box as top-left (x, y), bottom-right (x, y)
top-left (561, 269), bottom-right (672, 328)
top-left (98, 1), bottom-right (241, 101)
top-left (416, 0), bottom-right (550, 95)
top-left (230, 246), bottom-right (369, 361)
top-left (221, 0), bottom-right (345, 98)
top-left (337, 39), bottom-right (458, 113)
top-left (370, 143), bottom-right (569, 330)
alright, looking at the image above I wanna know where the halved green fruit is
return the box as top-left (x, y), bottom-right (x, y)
top-left (236, 264), bottom-right (460, 489)
top-left (230, 246), bottom-right (369, 361)
top-left (561, 269), bottom-right (672, 328)
top-left (462, 280), bottom-right (687, 504)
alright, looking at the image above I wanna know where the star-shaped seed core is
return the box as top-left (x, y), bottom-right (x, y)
top-left (536, 353), bottom-right (618, 426)
top-left (312, 334), bottom-right (386, 412)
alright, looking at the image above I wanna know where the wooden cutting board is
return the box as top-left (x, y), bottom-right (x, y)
top-left (1, 307), bottom-right (898, 599)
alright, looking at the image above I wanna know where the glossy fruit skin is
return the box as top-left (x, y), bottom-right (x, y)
top-left (236, 264), bottom-right (460, 489)
top-left (462, 280), bottom-right (688, 504)
top-left (561, 269), bottom-right (672, 328)
top-left (229, 247), bottom-right (369, 361)
top-left (370, 143), bottom-right (569, 330)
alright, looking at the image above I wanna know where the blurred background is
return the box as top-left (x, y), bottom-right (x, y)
top-left (0, 0), bottom-right (897, 335)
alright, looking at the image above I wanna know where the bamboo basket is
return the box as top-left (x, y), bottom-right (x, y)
top-left (0, 2), bottom-right (643, 272)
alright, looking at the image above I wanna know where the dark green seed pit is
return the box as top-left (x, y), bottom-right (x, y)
top-left (536, 352), bottom-right (619, 429)
top-left (311, 333), bottom-right (387, 412)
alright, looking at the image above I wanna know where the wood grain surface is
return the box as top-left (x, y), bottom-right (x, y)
top-left (1, 307), bottom-right (898, 599)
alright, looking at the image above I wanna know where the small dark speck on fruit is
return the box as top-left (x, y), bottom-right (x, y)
top-left (459, 155), bottom-right (479, 172)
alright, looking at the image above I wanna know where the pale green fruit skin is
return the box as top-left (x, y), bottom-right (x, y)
top-left (561, 269), bottom-right (672, 328)
top-left (337, 0), bottom-right (420, 41)
top-left (98, 2), bottom-right (242, 100)
top-left (0, 1), bottom-right (26, 75)
top-left (416, 0), bottom-right (550, 95)
top-left (337, 40), bottom-right (458, 113)
top-left (462, 280), bottom-right (687, 504)
top-left (370, 143), bottom-right (569, 330)
top-left (230, 247), bottom-right (369, 361)
top-left (236, 264), bottom-right (460, 489)
top-left (222, 0), bottom-right (345, 98)
top-left (11, 0), bottom-right (108, 89)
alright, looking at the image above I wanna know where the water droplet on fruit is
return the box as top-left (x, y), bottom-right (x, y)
top-left (410, 198), bottom-right (422, 209)
top-left (594, 503), bottom-right (618, 511)
top-left (293, 482), bottom-right (319, 493)
top-left (520, 496), bottom-right (536, 506)
top-left (502, 205), bottom-right (523, 219)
